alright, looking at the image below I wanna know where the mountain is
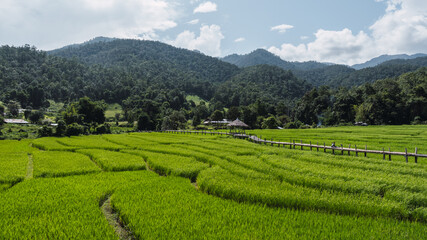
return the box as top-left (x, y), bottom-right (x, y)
top-left (352, 53), bottom-right (427, 70)
top-left (292, 65), bottom-right (356, 87)
top-left (2, 40), bottom-right (426, 128)
top-left (294, 57), bottom-right (427, 87)
top-left (49, 37), bottom-right (117, 54)
top-left (49, 38), bottom-right (240, 84)
top-left (1, 40), bottom-right (311, 113)
top-left (222, 49), bottom-right (328, 71)
top-left (214, 65), bottom-right (312, 107)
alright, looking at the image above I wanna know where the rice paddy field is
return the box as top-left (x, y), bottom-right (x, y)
top-left (0, 125), bottom-right (426, 239)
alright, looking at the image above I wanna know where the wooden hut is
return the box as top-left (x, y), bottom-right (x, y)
top-left (227, 118), bottom-right (249, 133)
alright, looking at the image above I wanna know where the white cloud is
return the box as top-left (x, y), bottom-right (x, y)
top-left (193, 1), bottom-right (217, 13)
top-left (269, 0), bottom-right (427, 65)
top-left (300, 36), bottom-right (309, 40)
top-left (370, 0), bottom-right (427, 55)
top-left (169, 24), bottom-right (224, 56)
top-left (0, 0), bottom-right (178, 50)
top-left (271, 24), bottom-right (294, 33)
top-left (269, 29), bottom-right (374, 65)
top-left (187, 19), bottom-right (200, 25)
top-left (234, 37), bottom-right (245, 43)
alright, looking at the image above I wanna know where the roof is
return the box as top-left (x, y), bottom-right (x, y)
top-left (203, 119), bottom-right (231, 125)
top-left (227, 118), bottom-right (249, 128)
top-left (4, 119), bottom-right (29, 124)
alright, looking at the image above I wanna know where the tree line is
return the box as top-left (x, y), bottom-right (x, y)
top-left (0, 44), bottom-right (426, 134)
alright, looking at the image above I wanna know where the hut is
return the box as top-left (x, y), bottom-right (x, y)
top-left (4, 119), bottom-right (29, 124)
top-left (227, 118), bottom-right (249, 134)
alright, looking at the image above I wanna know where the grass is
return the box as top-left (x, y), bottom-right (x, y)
top-left (0, 140), bottom-right (33, 184)
top-left (186, 95), bottom-right (209, 106)
top-left (0, 172), bottom-right (134, 239)
top-left (0, 126), bottom-right (426, 238)
top-left (105, 103), bottom-right (122, 119)
top-left (56, 135), bottom-right (125, 151)
top-left (249, 125), bottom-right (427, 151)
top-left (124, 149), bottom-right (209, 181)
top-left (0, 124), bottom-right (40, 140)
top-left (249, 125), bottom-right (427, 162)
top-left (112, 172), bottom-right (427, 239)
top-left (47, 100), bottom-right (65, 113)
top-left (77, 149), bottom-right (146, 171)
top-left (32, 137), bottom-right (77, 151)
top-left (33, 151), bottom-right (101, 178)
top-left (0, 153), bottom-right (29, 184)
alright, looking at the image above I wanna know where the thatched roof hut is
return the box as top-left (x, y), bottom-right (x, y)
top-left (227, 118), bottom-right (249, 128)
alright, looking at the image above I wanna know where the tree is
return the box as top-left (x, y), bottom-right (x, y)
top-left (63, 105), bottom-right (82, 125)
top-left (162, 111), bottom-right (186, 130)
top-left (261, 115), bottom-right (280, 129)
top-left (194, 104), bottom-right (209, 120)
top-left (210, 110), bottom-right (224, 121)
top-left (115, 113), bottom-right (121, 121)
top-left (226, 106), bottom-right (240, 120)
top-left (136, 112), bottom-right (153, 131)
top-left (333, 88), bottom-right (356, 123)
top-left (29, 110), bottom-right (44, 124)
top-left (63, 97), bottom-right (105, 125)
top-left (55, 120), bottom-right (66, 136)
top-left (7, 101), bottom-right (20, 118)
top-left (24, 108), bottom-right (32, 120)
top-left (241, 106), bottom-right (257, 129)
top-left (0, 103), bottom-right (6, 116)
top-left (38, 126), bottom-right (53, 137)
top-left (65, 123), bottom-right (86, 136)
top-left (77, 97), bottom-right (105, 124)
top-left (192, 114), bottom-right (201, 127)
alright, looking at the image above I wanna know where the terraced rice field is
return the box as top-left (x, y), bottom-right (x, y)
top-left (0, 126), bottom-right (426, 239)
top-left (249, 125), bottom-right (427, 161)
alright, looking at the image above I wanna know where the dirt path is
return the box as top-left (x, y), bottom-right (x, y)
top-left (100, 194), bottom-right (135, 240)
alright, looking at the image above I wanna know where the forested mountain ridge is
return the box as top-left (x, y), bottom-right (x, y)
top-left (0, 43), bottom-right (312, 130)
top-left (294, 67), bottom-right (427, 126)
top-left (1, 39), bottom-right (425, 130)
top-left (222, 49), bottom-right (427, 88)
top-left (49, 38), bottom-right (240, 84)
top-left (352, 53), bottom-right (427, 70)
top-left (222, 49), bottom-right (328, 71)
top-left (294, 57), bottom-right (427, 87)
top-left (48, 36), bottom-right (117, 54)
top-left (214, 65), bottom-right (312, 107)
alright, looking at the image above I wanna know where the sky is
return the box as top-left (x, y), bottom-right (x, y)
top-left (0, 0), bottom-right (426, 65)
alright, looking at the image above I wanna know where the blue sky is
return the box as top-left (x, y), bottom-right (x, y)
top-left (1, 0), bottom-right (426, 65)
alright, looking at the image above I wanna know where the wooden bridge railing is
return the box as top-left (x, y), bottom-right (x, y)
top-left (159, 130), bottom-right (426, 163)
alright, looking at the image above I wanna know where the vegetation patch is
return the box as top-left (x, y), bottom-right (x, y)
top-left (124, 150), bottom-right (209, 181)
top-left (33, 151), bottom-right (101, 178)
top-left (77, 149), bottom-right (146, 172)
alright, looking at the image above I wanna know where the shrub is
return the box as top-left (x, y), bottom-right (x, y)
top-left (65, 123), bottom-right (85, 136)
top-left (55, 120), bottom-right (66, 136)
top-left (95, 124), bottom-right (111, 134)
top-left (38, 126), bottom-right (53, 137)
top-left (29, 110), bottom-right (45, 124)
top-left (284, 121), bottom-right (303, 129)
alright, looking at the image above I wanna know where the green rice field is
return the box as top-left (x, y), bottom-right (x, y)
top-left (0, 126), bottom-right (426, 239)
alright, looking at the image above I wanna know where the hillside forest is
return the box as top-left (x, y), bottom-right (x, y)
top-left (0, 39), bottom-right (426, 136)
